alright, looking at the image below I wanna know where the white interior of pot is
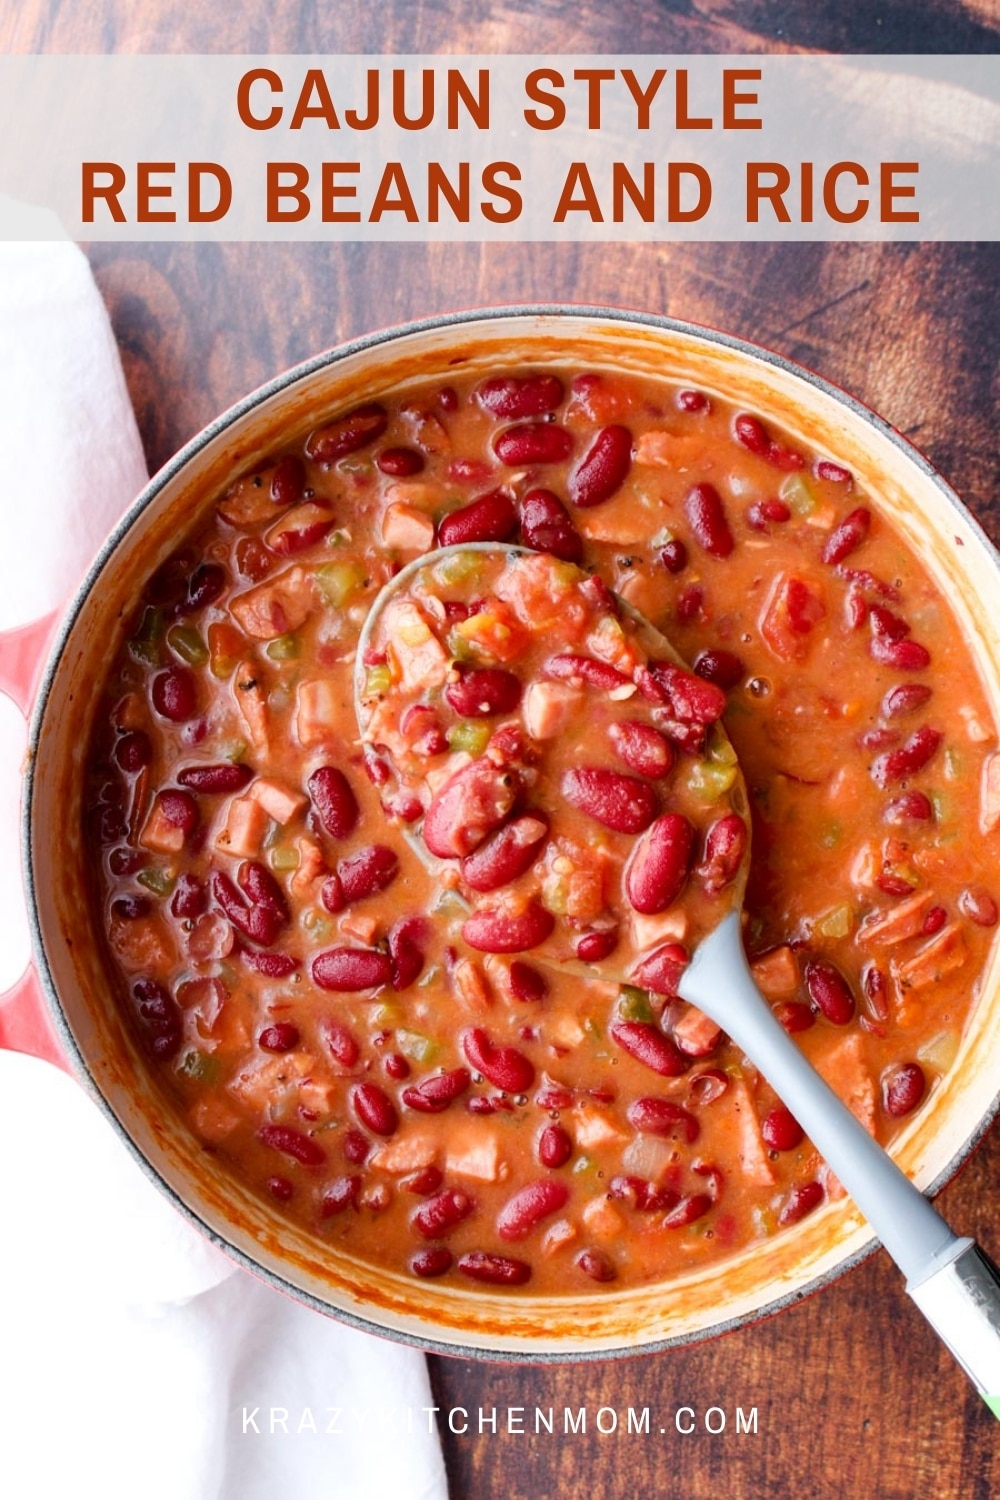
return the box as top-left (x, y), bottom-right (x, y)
top-left (26, 311), bottom-right (1000, 1357)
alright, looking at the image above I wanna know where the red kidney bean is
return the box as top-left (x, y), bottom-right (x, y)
top-left (183, 562), bottom-right (227, 613)
top-left (508, 960), bottom-right (548, 1002)
top-left (773, 1001), bottom-right (815, 1034)
top-left (412, 1187), bottom-right (475, 1238)
top-left (267, 1176), bottom-right (294, 1202)
top-left (860, 727), bottom-right (900, 753)
top-left (662, 1194), bottom-right (713, 1229)
top-left (885, 790), bottom-right (934, 824)
top-left (923, 904), bottom-right (948, 935)
top-left (235, 536), bottom-right (271, 582)
top-left (320, 1175), bottom-right (361, 1216)
top-left (696, 813), bottom-right (748, 896)
top-left (779, 1181), bottom-right (824, 1226)
top-left (636, 661), bottom-right (727, 726)
top-left (362, 745), bottom-right (391, 786)
top-left (610, 1020), bottom-right (689, 1077)
top-left (308, 765), bottom-right (360, 840)
top-left (267, 505), bottom-right (335, 553)
top-left (746, 498), bottom-right (791, 529)
top-left (733, 412), bottom-right (771, 456)
top-left (152, 664), bottom-right (198, 722)
top-left (177, 762), bottom-right (254, 793)
top-left (659, 538), bottom-right (688, 574)
top-left (684, 482), bottom-right (734, 558)
top-left (608, 1175), bottom-right (679, 1213)
top-left (822, 507), bottom-right (871, 565)
top-left (804, 958), bottom-right (856, 1025)
top-left (377, 445), bottom-right (425, 477)
top-left (170, 872), bottom-right (206, 919)
top-left (112, 894), bottom-right (151, 920)
top-left (576, 928), bottom-right (618, 963)
top-left (411, 1247), bottom-right (453, 1278)
top-left (212, 869), bottom-right (284, 946)
top-left (341, 1127), bottom-right (370, 1164)
top-left (114, 730), bottom-right (152, 773)
top-left (460, 815), bottom-right (548, 893)
top-left (537, 1123), bottom-right (573, 1168)
top-left (476, 373), bottom-right (564, 419)
top-left (258, 1123), bottom-right (326, 1167)
top-left (337, 845), bottom-right (399, 903)
top-left (870, 635), bottom-right (931, 671)
top-left (688, 1068), bottom-right (730, 1106)
top-left (240, 861), bottom-right (288, 918)
top-left (402, 1068), bottom-right (472, 1113)
top-left (631, 942), bottom-right (688, 998)
top-left (269, 454), bottom-right (307, 505)
top-left (457, 1251), bottom-right (531, 1286)
top-left (258, 1021), bottom-right (301, 1053)
top-left (677, 388), bottom-right (710, 413)
top-left (383, 1052), bottom-right (410, 1081)
top-left (870, 605), bottom-right (912, 643)
top-left (320, 874), bottom-right (345, 913)
top-left (518, 488), bottom-right (583, 563)
top-left (312, 947), bottom-right (393, 992)
top-left (387, 916), bottom-right (427, 991)
top-left (422, 758), bottom-right (519, 860)
top-left (761, 1106), bottom-right (804, 1151)
top-left (467, 1094), bottom-right (515, 1116)
top-left (561, 767), bottom-right (658, 834)
top-left (882, 683), bottom-right (933, 718)
top-left (568, 425), bottom-right (632, 507)
top-left (882, 1061), bottom-right (927, 1117)
top-left (496, 1179), bottom-right (570, 1240)
top-left (157, 788), bottom-right (199, 837)
top-left (351, 1080), bottom-right (398, 1137)
top-left (544, 653), bottom-right (631, 692)
top-left (816, 459), bottom-right (853, 484)
top-left (321, 1021), bottom-right (361, 1070)
top-left (462, 1027), bottom-right (535, 1093)
top-left (306, 403), bottom-right (388, 464)
top-left (242, 950), bottom-right (298, 977)
top-left (535, 1086), bottom-right (574, 1111)
top-left (445, 664), bottom-right (522, 718)
top-left (462, 901), bottom-right (555, 955)
top-left (403, 1165), bottom-right (444, 1196)
top-left (133, 978), bottom-right (183, 1059)
top-left (870, 726), bottom-right (942, 788)
top-left (626, 814), bottom-right (695, 915)
top-left (493, 422), bottom-right (573, 466)
top-left (958, 886), bottom-right (999, 927)
top-left (627, 1097), bottom-right (699, 1143)
top-left (437, 488), bottom-right (518, 547)
top-left (608, 720), bottom-right (674, 779)
top-left (693, 649), bottom-right (744, 690)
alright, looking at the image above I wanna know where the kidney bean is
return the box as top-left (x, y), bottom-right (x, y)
top-left (496, 1179), bottom-right (570, 1241)
top-left (870, 635), bottom-right (931, 671)
top-left (544, 653), bottom-right (631, 692)
top-left (608, 1175), bottom-right (679, 1213)
top-left (461, 815), bottom-right (548, 893)
top-left (462, 901), bottom-right (555, 954)
top-left (181, 563), bottom-right (226, 614)
top-left (437, 488), bottom-right (518, 547)
top-left (608, 720), bottom-right (674, 779)
top-left (626, 814), bottom-right (695, 915)
top-left (761, 1106), bottom-right (804, 1151)
top-left (157, 789), bottom-right (199, 838)
top-left (112, 894), bottom-right (151, 921)
top-left (493, 422), bottom-right (573, 466)
top-left (882, 683), bottom-right (933, 718)
top-left (688, 1068), bottom-right (730, 1106)
top-left (377, 445), bottom-right (425, 477)
top-left (885, 790), bottom-right (934, 824)
top-left (537, 1123), bottom-right (573, 1168)
top-left (411, 1247), bottom-right (454, 1278)
top-left (212, 869), bottom-right (284, 946)
top-left (258, 1123), bottom-right (326, 1167)
top-left (733, 412), bottom-right (771, 456)
top-left (341, 1127), bottom-right (370, 1164)
top-left (267, 1176), bottom-right (294, 1202)
top-left (320, 1175), bottom-right (361, 1216)
top-left (306, 402), bottom-right (388, 464)
top-left (467, 1095), bottom-right (515, 1116)
top-left (518, 488), bottom-right (583, 563)
top-left (822, 506), bottom-right (871, 565)
top-left (258, 1021), bottom-right (301, 1053)
top-left (387, 916), bottom-right (427, 991)
top-left (422, 758), bottom-right (520, 860)
top-left (114, 730), bottom-right (152, 773)
top-left (243, 950), bottom-right (298, 977)
top-left (235, 536), bottom-right (271, 582)
top-left (862, 964), bottom-right (890, 1023)
top-left (177, 762), bottom-right (254, 793)
top-left (779, 1181), bottom-right (824, 1226)
top-left (457, 1251), bottom-right (531, 1286)
top-left (312, 947), bottom-right (393, 992)
top-left (636, 661), bottom-right (727, 726)
top-left (337, 844), bottom-right (399, 903)
top-left (562, 767), bottom-right (658, 834)
top-left (413, 1187), bottom-right (475, 1238)
top-left (568, 424), bottom-right (632, 507)
top-left (576, 928), bottom-right (618, 963)
top-left (677, 388), bottom-right (710, 413)
top-left (362, 745), bottom-right (391, 787)
top-left (696, 813), bottom-right (748, 895)
top-left (445, 664), bottom-right (522, 718)
top-left (693, 649), bottom-right (744, 691)
top-left (351, 1080), bottom-right (398, 1137)
top-left (133, 978), bottom-right (183, 1059)
top-left (462, 1027), bottom-right (535, 1093)
top-left (308, 765), bottom-right (360, 840)
top-left (508, 961), bottom-right (548, 1003)
top-left (663, 1194), bottom-right (713, 1228)
top-left (152, 664), bottom-right (198, 722)
top-left (627, 1097), bottom-right (699, 1143)
top-left (170, 872), bottom-right (206, 919)
top-left (773, 1001), bottom-right (815, 1034)
top-left (240, 861), bottom-right (288, 918)
top-left (923, 905), bottom-right (948, 935)
top-left (383, 1052), bottom-right (410, 1081)
top-left (402, 1068), bottom-right (472, 1113)
top-left (269, 454), bottom-right (307, 505)
top-left (684, 482), bottom-right (734, 558)
top-left (870, 726), bottom-right (942, 788)
top-left (882, 1062), bottom-right (927, 1117)
top-left (659, 538), bottom-right (688, 574)
top-left (958, 887), bottom-right (999, 927)
top-left (746, 498), bottom-right (791, 529)
top-left (402, 1166), bottom-right (444, 1197)
top-left (321, 1021), bottom-right (361, 1070)
top-left (816, 459), bottom-right (853, 484)
top-left (476, 373), bottom-right (564, 419)
top-left (804, 958), bottom-right (856, 1025)
top-left (535, 1085), bottom-right (574, 1112)
top-left (630, 942), bottom-right (689, 998)
top-left (610, 1020), bottom-right (689, 1077)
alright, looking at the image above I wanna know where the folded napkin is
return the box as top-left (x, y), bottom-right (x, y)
top-left (0, 238), bottom-right (449, 1500)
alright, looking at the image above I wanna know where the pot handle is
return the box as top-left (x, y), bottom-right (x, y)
top-left (0, 607), bottom-right (70, 1071)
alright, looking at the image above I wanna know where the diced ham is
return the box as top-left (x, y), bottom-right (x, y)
top-left (857, 890), bottom-right (933, 948)
top-left (813, 1032), bottom-right (876, 1135)
top-left (290, 835), bottom-right (326, 897)
top-left (750, 945), bottom-right (799, 999)
top-left (113, 692), bottom-right (146, 731)
top-left (370, 1125), bottom-right (439, 1175)
top-left (444, 1122), bottom-right (505, 1183)
top-left (233, 660), bottom-right (269, 748)
top-left (576, 500), bottom-right (657, 547)
top-left (108, 914), bottom-right (173, 974)
top-left (724, 1080), bottom-right (775, 1187)
top-left (384, 599), bottom-right (450, 691)
top-left (581, 1195), bottom-right (625, 1239)
top-left (981, 750), bottom-right (1000, 834)
top-left (451, 958), bottom-right (493, 1013)
top-left (541, 1218), bottom-right (578, 1256)
top-left (573, 1104), bottom-right (628, 1151)
top-left (523, 680), bottom-right (584, 740)
top-left (229, 566), bottom-right (313, 640)
top-left (339, 910), bottom-right (380, 945)
top-left (248, 776), bottom-right (308, 826)
top-left (215, 793), bottom-right (270, 857)
top-left (139, 798), bottom-right (187, 855)
top-left (546, 1012), bottom-right (586, 1048)
top-left (673, 1004), bottom-right (722, 1056)
top-left (217, 472), bottom-right (277, 528)
top-left (380, 502), bottom-right (436, 553)
top-left (190, 1095), bottom-right (242, 1143)
top-left (892, 922), bottom-right (967, 992)
top-left (295, 678), bottom-right (344, 748)
top-left (629, 907), bottom-right (689, 952)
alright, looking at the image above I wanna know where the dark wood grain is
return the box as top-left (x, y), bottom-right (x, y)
top-left (9, 4), bottom-right (1000, 1497)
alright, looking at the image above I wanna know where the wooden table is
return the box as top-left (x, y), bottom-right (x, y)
top-left (7, 3), bottom-right (998, 1495)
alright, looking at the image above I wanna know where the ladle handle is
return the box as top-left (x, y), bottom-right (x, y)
top-left (680, 913), bottom-right (1000, 1416)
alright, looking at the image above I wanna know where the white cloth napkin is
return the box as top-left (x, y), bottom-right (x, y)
top-left (0, 239), bottom-right (449, 1500)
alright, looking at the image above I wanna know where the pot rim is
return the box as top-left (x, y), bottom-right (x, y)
top-left (21, 303), bottom-right (1000, 1361)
